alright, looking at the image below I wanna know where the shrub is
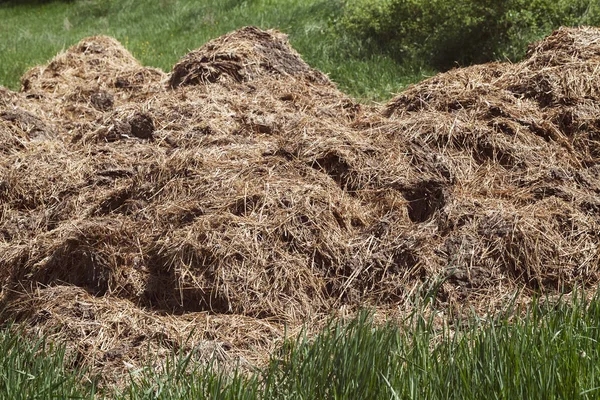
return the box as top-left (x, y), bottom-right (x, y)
top-left (341, 0), bottom-right (600, 69)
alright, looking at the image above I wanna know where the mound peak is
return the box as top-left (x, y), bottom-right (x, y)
top-left (169, 26), bottom-right (331, 88)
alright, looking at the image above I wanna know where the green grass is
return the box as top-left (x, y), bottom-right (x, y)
top-left (4, 292), bottom-right (600, 399)
top-left (0, 324), bottom-right (94, 399)
top-left (0, 0), bottom-right (431, 101)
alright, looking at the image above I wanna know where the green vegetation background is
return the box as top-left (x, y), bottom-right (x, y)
top-left (343, 0), bottom-right (600, 70)
top-left (0, 0), bottom-right (424, 100)
top-left (2, 0), bottom-right (597, 101)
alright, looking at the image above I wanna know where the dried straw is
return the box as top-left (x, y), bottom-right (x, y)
top-left (1, 26), bottom-right (599, 386)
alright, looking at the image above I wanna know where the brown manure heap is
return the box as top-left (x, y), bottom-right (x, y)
top-left (1, 26), bottom-right (600, 385)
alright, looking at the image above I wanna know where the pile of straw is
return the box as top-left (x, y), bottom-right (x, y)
top-left (1, 26), bottom-right (599, 385)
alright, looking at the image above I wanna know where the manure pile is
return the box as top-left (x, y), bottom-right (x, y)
top-left (1, 26), bottom-right (600, 384)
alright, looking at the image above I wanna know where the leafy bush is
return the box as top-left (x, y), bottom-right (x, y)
top-left (341, 0), bottom-right (600, 69)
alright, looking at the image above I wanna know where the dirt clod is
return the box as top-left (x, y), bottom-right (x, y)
top-left (90, 90), bottom-right (114, 111)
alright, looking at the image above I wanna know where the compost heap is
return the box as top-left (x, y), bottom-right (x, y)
top-left (1, 26), bottom-right (600, 384)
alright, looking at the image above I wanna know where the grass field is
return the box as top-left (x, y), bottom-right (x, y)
top-left (3, 294), bottom-right (600, 399)
top-left (0, 0), bottom-right (433, 101)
